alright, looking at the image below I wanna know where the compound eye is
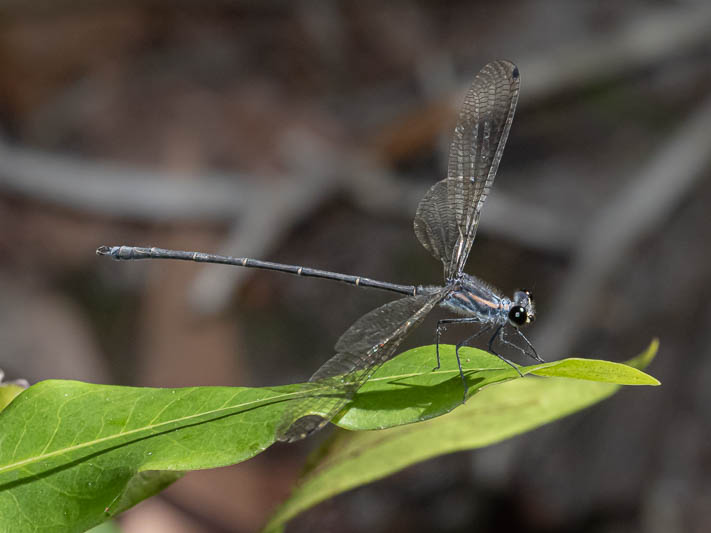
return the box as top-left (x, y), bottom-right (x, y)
top-left (514, 289), bottom-right (533, 305)
top-left (508, 305), bottom-right (527, 326)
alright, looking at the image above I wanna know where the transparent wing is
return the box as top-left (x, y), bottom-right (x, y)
top-left (414, 60), bottom-right (520, 278)
top-left (277, 290), bottom-right (446, 442)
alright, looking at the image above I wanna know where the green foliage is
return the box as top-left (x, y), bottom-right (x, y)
top-left (263, 340), bottom-right (659, 531)
top-left (0, 342), bottom-right (658, 533)
top-left (0, 383), bottom-right (25, 413)
top-left (86, 522), bottom-right (121, 533)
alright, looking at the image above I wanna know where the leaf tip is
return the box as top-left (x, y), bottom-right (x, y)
top-left (625, 339), bottom-right (659, 371)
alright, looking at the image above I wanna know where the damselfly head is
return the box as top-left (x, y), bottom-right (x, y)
top-left (509, 289), bottom-right (535, 327)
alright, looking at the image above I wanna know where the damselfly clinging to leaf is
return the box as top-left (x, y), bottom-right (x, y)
top-left (98, 60), bottom-right (541, 441)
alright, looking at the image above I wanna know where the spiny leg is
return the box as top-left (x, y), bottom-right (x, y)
top-left (434, 317), bottom-right (482, 371)
top-left (513, 327), bottom-right (544, 362)
top-left (488, 325), bottom-right (524, 377)
top-left (453, 323), bottom-right (492, 402)
top-left (499, 328), bottom-right (534, 367)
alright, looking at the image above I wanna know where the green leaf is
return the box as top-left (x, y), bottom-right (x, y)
top-left (624, 338), bottom-right (660, 370)
top-left (0, 383), bottom-right (26, 412)
top-left (0, 382), bottom-right (306, 532)
top-left (262, 341), bottom-right (659, 532)
top-left (331, 342), bottom-right (659, 431)
top-left (109, 470), bottom-right (185, 516)
top-left (86, 522), bottom-right (122, 533)
top-left (526, 355), bottom-right (661, 385)
top-left (0, 342), bottom-right (658, 532)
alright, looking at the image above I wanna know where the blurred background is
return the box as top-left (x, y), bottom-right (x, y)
top-left (1, 1), bottom-right (710, 532)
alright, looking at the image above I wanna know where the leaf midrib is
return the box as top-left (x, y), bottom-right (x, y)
top-left (0, 389), bottom-right (304, 475)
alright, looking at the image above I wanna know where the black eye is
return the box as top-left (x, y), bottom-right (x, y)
top-left (508, 305), bottom-right (526, 326)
